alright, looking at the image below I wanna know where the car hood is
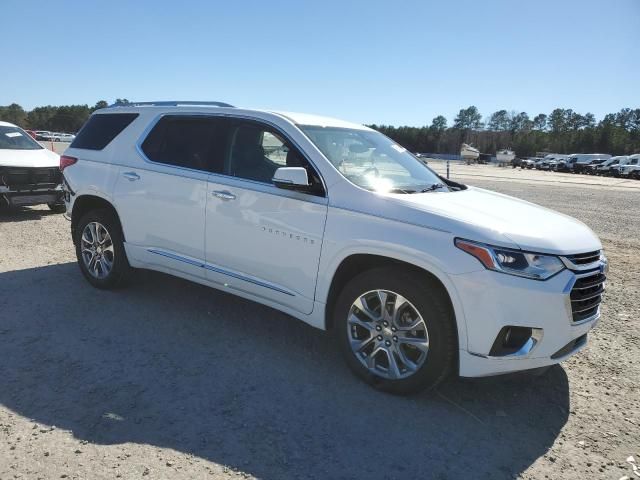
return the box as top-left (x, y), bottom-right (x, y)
top-left (385, 186), bottom-right (601, 254)
top-left (0, 148), bottom-right (60, 168)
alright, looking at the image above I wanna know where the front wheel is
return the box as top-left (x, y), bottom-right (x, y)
top-left (74, 209), bottom-right (131, 289)
top-left (334, 268), bottom-right (457, 394)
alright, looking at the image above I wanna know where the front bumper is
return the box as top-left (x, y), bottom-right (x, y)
top-left (450, 267), bottom-right (603, 377)
top-left (0, 185), bottom-right (63, 207)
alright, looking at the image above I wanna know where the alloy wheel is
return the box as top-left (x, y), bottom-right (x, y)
top-left (347, 289), bottom-right (429, 379)
top-left (80, 221), bottom-right (114, 279)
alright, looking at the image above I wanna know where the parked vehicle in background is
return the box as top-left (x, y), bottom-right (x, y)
top-left (522, 157), bottom-right (540, 169)
top-left (61, 101), bottom-right (607, 394)
top-left (535, 158), bottom-right (551, 170)
top-left (584, 159), bottom-right (609, 175)
top-left (24, 129), bottom-right (37, 139)
top-left (477, 153), bottom-right (492, 164)
top-left (545, 154), bottom-right (569, 171)
top-left (562, 154), bottom-right (612, 174)
top-left (35, 130), bottom-right (53, 141)
top-left (610, 156), bottom-right (633, 177)
top-left (0, 121), bottom-right (64, 211)
top-left (52, 133), bottom-right (76, 142)
top-left (617, 154), bottom-right (640, 179)
top-left (496, 149), bottom-right (515, 165)
top-left (595, 156), bottom-right (627, 176)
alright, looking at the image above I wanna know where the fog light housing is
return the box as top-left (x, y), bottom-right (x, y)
top-left (489, 326), bottom-right (536, 356)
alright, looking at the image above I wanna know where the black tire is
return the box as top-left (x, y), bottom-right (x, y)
top-left (334, 267), bottom-right (457, 395)
top-left (74, 208), bottom-right (131, 289)
top-left (47, 202), bottom-right (66, 213)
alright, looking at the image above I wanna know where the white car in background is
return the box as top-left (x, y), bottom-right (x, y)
top-left (610, 156), bottom-right (634, 177)
top-left (595, 156), bottom-right (627, 175)
top-left (0, 121), bottom-right (64, 211)
top-left (618, 154), bottom-right (640, 179)
top-left (52, 133), bottom-right (76, 143)
top-left (61, 101), bottom-right (607, 394)
top-left (35, 130), bottom-right (54, 141)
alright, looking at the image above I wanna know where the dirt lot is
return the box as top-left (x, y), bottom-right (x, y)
top-left (0, 166), bottom-right (638, 480)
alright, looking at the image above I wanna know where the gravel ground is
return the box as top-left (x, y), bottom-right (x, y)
top-left (0, 172), bottom-right (638, 480)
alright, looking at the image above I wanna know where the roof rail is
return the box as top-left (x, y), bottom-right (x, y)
top-left (107, 101), bottom-right (235, 108)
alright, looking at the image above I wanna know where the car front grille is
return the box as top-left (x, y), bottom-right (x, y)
top-left (0, 167), bottom-right (62, 189)
top-left (570, 271), bottom-right (606, 322)
top-left (565, 250), bottom-right (601, 265)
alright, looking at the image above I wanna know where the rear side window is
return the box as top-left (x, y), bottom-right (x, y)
top-left (141, 116), bottom-right (229, 172)
top-left (71, 113), bottom-right (139, 150)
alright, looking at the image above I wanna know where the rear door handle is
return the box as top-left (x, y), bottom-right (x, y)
top-left (212, 190), bottom-right (236, 201)
top-left (122, 171), bottom-right (140, 181)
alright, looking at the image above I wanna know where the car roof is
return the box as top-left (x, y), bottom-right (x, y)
top-left (98, 103), bottom-right (371, 131)
top-left (0, 121), bottom-right (18, 128)
top-left (269, 111), bottom-right (371, 130)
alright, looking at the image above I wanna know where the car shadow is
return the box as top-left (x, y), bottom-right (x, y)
top-left (0, 206), bottom-right (61, 223)
top-left (0, 263), bottom-right (569, 479)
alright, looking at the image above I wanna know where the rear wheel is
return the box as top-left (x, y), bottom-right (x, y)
top-left (334, 268), bottom-right (457, 394)
top-left (74, 209), bottom-right (131, 289)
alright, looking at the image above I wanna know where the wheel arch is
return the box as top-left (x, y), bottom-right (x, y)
top-left (71, 194), bottom-right (124, 244)
top-left (322, 253), bottom-right (467, 351)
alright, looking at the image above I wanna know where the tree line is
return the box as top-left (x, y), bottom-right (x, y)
top-left (1, 101), bottom-right (638, 156)
top-left (371, 106), bottom-right (640, 157)
top-left (0, 100), bottom-right (129, 133)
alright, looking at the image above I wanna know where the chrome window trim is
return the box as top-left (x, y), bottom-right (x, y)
top-left (134, 111), bottom-right (328, 198)
top-left (147, 248), bottom-right (296, 297)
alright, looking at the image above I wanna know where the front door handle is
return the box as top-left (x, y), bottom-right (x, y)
top-left (212, 190), bottom-right (236, 201)
top-left (122, 171), bottom-right (140, 181)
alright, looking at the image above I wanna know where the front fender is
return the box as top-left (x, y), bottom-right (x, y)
top-left (316, 207), bottom-right (480, 349)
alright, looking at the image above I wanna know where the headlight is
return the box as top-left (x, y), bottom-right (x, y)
top-left (455, 239), bottom-right (565, 280)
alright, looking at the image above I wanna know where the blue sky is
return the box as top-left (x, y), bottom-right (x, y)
top-left (2, 0), bottom-right (638, 126)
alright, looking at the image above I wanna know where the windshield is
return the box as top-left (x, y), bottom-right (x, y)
top-left (0, 126), bottom-right (43, 150)
top-left (299, 125), bottom-right (448, 193)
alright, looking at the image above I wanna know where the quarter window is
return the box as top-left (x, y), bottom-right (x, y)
top-left (71, 113), bottom-right (138, 150)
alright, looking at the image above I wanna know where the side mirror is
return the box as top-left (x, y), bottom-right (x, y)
top-left (272, 167), bottom-right (310, 191)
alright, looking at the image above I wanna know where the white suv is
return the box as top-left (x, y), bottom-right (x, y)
top-left (619, 154), bottom-right (640, 179)
top-left (61, 101), bottom-right (607, 394)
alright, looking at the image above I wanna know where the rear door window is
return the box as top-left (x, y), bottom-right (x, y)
top-left (141, 115), bottom-right (229, 173)
top-left (71, 113), bottom-right (139, 150)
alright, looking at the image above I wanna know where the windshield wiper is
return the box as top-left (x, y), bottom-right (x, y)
top-left (389, 188), bottom-right (416, 194)
top-left (419, 183), bottom-right (445, 192)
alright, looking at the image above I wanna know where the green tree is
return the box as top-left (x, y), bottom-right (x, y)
top-left (430, 115), bottom-right (447, 131)
top-left (487, 110), bottom-right (510, 131)
top-left (93, 100), bottom-right (109, 110)
top-left (532, 114), bottom-right (547, 131)
top-left (0, 103), bottom-right (28, 127)
top-left (453, 106), bottom-right (483, 130)
top-left (430, 116), bottom-right (447, 152)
